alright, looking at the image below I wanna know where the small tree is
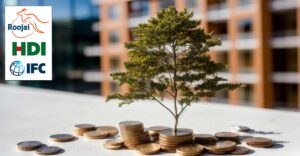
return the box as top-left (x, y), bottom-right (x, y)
top-left (107, 6), bottom-right (242, 133)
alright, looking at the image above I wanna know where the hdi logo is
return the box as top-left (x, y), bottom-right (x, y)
top-left (12, 42), bottom-right (46, 56)
top-left (5, 6), bottom-right (52, 81)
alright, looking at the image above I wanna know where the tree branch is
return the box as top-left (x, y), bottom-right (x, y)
top-left (178, 104), bottom-right (189, 117)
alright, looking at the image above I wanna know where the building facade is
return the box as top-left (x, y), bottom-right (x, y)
top-left (97, 0), bottom-right (300, 110)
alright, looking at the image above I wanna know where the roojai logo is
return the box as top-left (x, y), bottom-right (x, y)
top-left (8, 8), bottom-right (49, 38)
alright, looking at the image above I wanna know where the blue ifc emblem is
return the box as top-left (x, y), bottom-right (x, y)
top-left (10, 60), bottom-right (25, 76)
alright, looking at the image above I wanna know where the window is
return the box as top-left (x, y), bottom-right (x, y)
top-left (110, 57), bottom-right (120, 71)
top-left (109, 31), bottom-right (120, 44)
top-left (238, 51), bottom-right (254, 72)
top-left (209, 90), bottom-right (229, 103)
top-left (208, 21), bottom-right (228, 40)
top-left (108, 5), bottom-right (119, 20)
top-left (129, 28), bottom-right (137, 41)
top-left (238, 84), bottom-right (254, 105)
top-left (159, 0), bottom-right (175, 9)
top-left (273, 48), bottom-right (297, 72)
top-left (274, 83), bottom-right (297, 109)
top-left (238, 19), bottom-right (253, 38)
top-left (215, 52), bottom-right (229, 72)
top-left (272, 10), bottom-right (296, 37)
top-left (128, 0), bottom-right (149, 17)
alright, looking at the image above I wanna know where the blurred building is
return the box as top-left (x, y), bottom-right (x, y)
top-left (0, 0), bottom-right (101, 94)
top-left (97, 0), bottom-right (300, 110)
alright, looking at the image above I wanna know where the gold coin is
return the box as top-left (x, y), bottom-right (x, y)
top-left (97, 126), bottom-right (119, 136)
top-left (106, 139), bottom-right (124, 146)
top-left (119, 121), bottom-right (143, 127)
top-left (135, 143), bottom-right (161, 155)
top-left (176, 144), bottom-right (204, 156)
top-left (230, 146), bottom-right (251, 155)
top-left (49, 134), bottom-right (76, 142)
top-left (35, 146), bottom-right (62, 155)
top-left (205, 141), bottom-right (236, 152)
top-left (74, 124), bottom-right (96, 131)
top-left (159, 128), bottom-right (193, 138)
top-left (17, 141), bottom-right (43, 151)
top-left (84, 131), bottom-right (109, 139)
top-left (244, 137), bottom-right (273, 146)
top-left (215, 132), bottom-right (240, 143)
top-left (148, 126), bottom-right (171, 135)
top-left (103, 142), bottom-right (123, 150)
top-left (215, 132), bottom-right (239, 138)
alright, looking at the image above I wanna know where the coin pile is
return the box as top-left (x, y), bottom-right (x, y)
top-left (205, 140), bottom-right (236, 154)
top-left (215, 132), bottom-right (240, 144)
top-left (74, 124), bottom-right (96, 136)
top-left (193, 134), bottom-right (217, 145)
top-left (135, 143), bottom-right (161, 155)
top-left (159, 128), bottom-right (193, 152)
top-left (245, 137), bottom-right (273, 148)
top-left (103, 139), bottom-right (124, 150)
top-left (230, 125), bottom-right (251, 132)
top-left (176, 144), bottom-right (204, 156)
top-left (119, 121), bottom-right (150, 149)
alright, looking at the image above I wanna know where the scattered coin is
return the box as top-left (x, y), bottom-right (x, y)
top-left (103, 142), bottom-right (123, 150)
top-left (245, 137), bottom-right (273, 148)
top-left (17, 141), bottom-right (43, 151)
top-left (35, 146), bottom-right (62, 155)
top-left (193, 134), bottom-right (217, 145)
top-left (230, 146), bottom-right (251, 155)
top-left (215, 132), bottom-right (240, 144)
top-left (97, 126), bottom-right (119, 136)
top-left (205, 140), bottom-right (236, 154)
top-left (106, 139), bottom-right (124, 146)
top-left (135, 143), bottom-right (161, 155)
top-left (231, 125), bottom-right (251, 132)
top-left (74, 124), bottom-right (96, 131)
top-left (84, 130), bottom-right (109, 139)
top-left (176, 144), bottom-right (204, 156)
top-left (49, 134), bottom-right (76, 142)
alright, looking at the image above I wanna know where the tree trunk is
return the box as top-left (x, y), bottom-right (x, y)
top-left (174, 115), bottom-right (178, 135)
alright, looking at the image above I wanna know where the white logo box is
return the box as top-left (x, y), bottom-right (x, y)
top-left (5, 6), bottom-right (52, 80)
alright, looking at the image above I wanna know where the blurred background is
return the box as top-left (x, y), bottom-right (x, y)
top-left (0, 0), bottom-right (299, 111)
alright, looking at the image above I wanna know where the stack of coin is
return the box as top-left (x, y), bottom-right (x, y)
top-left (176, 144), bottom-right (204, 156)
top-left (49, 134), bottom-right (76, 142)
top-left (74, 124), bottom-right (96, 136)
top-left (205, 140), bottom-right (236, 154)
top-left (159, 128), bottom-right (193, 152)
top-left (229, 146), bottom-right (251, 155)
top-left (215, 132), bottom-right (240, 144)
top-left (244, 137), bottom-right (273, 148)
top-left (193, 134), bottom-right (217, 145)
top-left (119, 121), bottom-right (150, 149)
top-left (148, 126), bottom-right (171, 140)
top-left (84, 131), bottom-right (109, 139)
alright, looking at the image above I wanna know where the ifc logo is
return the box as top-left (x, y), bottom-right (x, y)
top-left (10, 60), bottom-right (25, 76)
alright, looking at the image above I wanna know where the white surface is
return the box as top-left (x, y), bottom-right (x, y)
top-left (0, 84), bottom-right (300, 156)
